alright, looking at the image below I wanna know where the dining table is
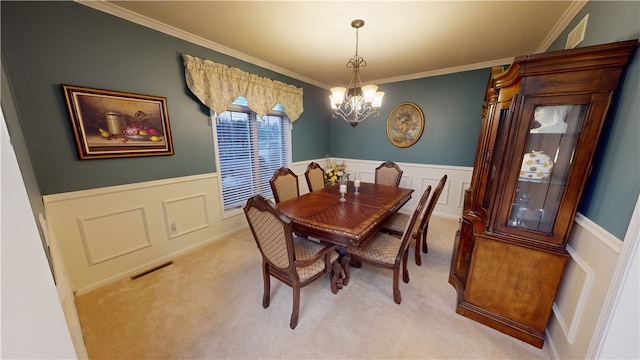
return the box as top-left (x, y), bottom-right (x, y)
top-left (277, 181), bottom-right (414, 289)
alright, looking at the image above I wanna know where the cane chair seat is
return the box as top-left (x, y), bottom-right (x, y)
top-left (382, 212), bottom-right (411, 235)
top-left (380, 174), bottom-right (447, 266)
top-left (294, 237), bottom-right (339, 281)
top-left (347, 186), bottom-right (431, 304)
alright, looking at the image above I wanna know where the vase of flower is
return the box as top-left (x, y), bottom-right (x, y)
top-left (324, 156), bottom-right (347, 187)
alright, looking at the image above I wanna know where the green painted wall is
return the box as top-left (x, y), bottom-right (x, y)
top-left (546, 1), bottom-right (639, 240)
top-left (1, 1), bottom-right (330, 194)
top-left (328, 69), bottom-right (488, 166)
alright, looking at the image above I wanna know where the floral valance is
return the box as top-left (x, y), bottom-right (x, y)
top-left (182, 54), bottom-right (304, 122)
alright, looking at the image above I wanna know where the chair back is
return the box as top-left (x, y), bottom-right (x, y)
top-left (408, 185), bottom-right (432, 239)
top-left (244, 195), bottom-right (293, 271)
top-left (269, 167), bottom-right (300, 203)
top-left (398, 185), bottom-right (432, 254)
top-left (305, 162), bottom-right (325, 192)
top-left (375, 161), bottom-right (403, 187)
top-left (417, 174), bottom-right (447, 240)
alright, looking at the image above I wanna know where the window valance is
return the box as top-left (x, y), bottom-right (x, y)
top-left (182, 54), bottom-right (304, 122)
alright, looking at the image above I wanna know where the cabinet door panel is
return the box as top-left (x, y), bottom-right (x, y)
top-left (494, 93), bottom-right (606, 246)
top-left (464, 237), bottom-right (567, 331)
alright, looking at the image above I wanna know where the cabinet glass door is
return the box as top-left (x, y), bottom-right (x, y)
top-left (507, 104), bottom-right (587, 233)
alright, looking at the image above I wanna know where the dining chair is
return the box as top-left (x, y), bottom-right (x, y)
top-left (304, 162), bottom-right (326, 193)
top-left (243, 194), bottom-right (342, 329)
top-left (380, 174), bottom-right (447, 266)
top-left (375, 161), bottom-right (403, 187)
top-left (346, 186), bottom-right (431, 304)
top-left (269, 167), bottom-right (300, 203)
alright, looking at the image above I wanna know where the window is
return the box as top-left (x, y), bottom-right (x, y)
top-left (213, 96), bottom-right (291, 211)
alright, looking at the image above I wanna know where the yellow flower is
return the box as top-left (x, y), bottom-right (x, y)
top-left (324, 155), bottom-right (348, 186)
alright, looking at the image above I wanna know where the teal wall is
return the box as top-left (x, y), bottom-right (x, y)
top-left (2, 1), bottom-right (638, 239)
top-left (1, 1), bottom-right (330, 194)
top-left (546, 1), bottom-right (639, 239)
top-left (329, 69), bottom-right (488, 166)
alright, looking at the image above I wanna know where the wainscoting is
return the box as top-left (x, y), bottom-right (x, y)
top-left (546, 213), bottom-right (628, 359)
top-left (43, 173), bottom-right (245, 294)
top-left (43, 159), bottom-right (470, 294)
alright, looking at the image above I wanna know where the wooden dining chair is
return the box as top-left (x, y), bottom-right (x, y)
top-left (269, 167), bottom-right (300, 203)
top-left (375, 161), bottom-right (403, 187)
top-left (244, 194), bottom-right (342, 329)
top-left (380, 174), bottom-right (447, 265)
top-left (346, 186), bottom-right (431, 304)
top-left (304, 162), bottom-right (326, 192)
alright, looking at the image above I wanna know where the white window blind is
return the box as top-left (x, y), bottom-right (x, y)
top-left (213, 97), bottom-right (290, 210)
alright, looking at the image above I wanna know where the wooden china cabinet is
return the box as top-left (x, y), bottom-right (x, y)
top-left (449, 40), bottom-right (637, 348)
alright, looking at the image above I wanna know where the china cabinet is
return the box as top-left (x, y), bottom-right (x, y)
top-left (449, 40), bottom-right (637, 348)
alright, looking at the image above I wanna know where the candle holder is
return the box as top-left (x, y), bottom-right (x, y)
top-left (354, 173), bottom-right (361, 195)
top-left (339, 177), bottom-right (347, 202)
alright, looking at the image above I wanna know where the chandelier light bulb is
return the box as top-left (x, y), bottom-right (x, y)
top-left (330, 87), bottom-right (346, 105)
top-left (361, 85), bottom-right (378, 103)
top-left (372, 92), bottom-right (385, 108)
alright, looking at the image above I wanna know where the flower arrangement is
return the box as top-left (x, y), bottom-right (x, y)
top-left (324, 155), bottom-right (348, 186)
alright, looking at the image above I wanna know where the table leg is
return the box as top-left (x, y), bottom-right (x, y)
top-left (330, 261), bottom-right (341, 294)
top-left (340, 254), bottom-right (351, 286)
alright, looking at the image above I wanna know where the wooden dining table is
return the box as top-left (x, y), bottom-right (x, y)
top-left (278, 181), bottom-right (414, 248)
top-left (277, 181), bottom-right (413, 289)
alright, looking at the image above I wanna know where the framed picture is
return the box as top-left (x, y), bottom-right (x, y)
top-left (386, 102), bottom-right (424, 148)
top-left (62, 85), bottom-right (174, 160)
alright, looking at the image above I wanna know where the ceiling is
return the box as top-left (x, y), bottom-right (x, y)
top-left (88, 1), bottom-right (580, 89)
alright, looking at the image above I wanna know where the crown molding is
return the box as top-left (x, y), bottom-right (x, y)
top-left (76, 0), bottom-right (584, 90)
top-left (75, 0), bottom-right (327, 88)
top-left (374, 57), bottom-right (515, 85)
top-left (537, 0), bottom-right (589, 53)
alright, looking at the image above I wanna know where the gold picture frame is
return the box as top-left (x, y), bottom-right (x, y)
top-left (386, 102), bottom-right (424, 148)
top-left (62, 84), bottom-right (174, 160)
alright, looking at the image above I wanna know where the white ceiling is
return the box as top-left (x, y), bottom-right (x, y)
top-left (85, 1), bottom-right (581, 88)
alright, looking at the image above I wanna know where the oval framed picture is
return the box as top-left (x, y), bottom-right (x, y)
top-left (386, 102), bottom-right (424, 148)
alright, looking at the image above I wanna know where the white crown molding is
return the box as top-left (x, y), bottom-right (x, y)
top-left (375, 57), bottom-right (515, 85)
top-left (537, 0), bottom-right (589, 53)
top-left (77, 0), bottom-right (588, 89)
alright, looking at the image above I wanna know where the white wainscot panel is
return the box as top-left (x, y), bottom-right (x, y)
top-left (420, 176), bottom-right (450, 206)
top-left (162, 193), bottom-right (209, 238)
top-left (552, 246), bottom-right (593, 344)
top-left (78, 207), bottom-right (152, 265)
top-left (459, 181), bottom-right (471, 208)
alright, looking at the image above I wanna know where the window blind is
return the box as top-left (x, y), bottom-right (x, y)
top-left (214, 97), bottom-right (290, 210)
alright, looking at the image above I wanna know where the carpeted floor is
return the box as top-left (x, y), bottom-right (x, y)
top-left (75, 216), bottom-right (551, 359)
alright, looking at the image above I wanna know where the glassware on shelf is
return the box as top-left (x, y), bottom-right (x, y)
top-left (508, 189), bottom-right (529, 228)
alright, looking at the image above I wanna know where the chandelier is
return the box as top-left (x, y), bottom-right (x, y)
top-left (330, 19), bottom-right (384, 128)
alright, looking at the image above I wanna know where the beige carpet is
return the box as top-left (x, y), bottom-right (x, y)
top-left (75, 216), bottom-right (550, 359)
